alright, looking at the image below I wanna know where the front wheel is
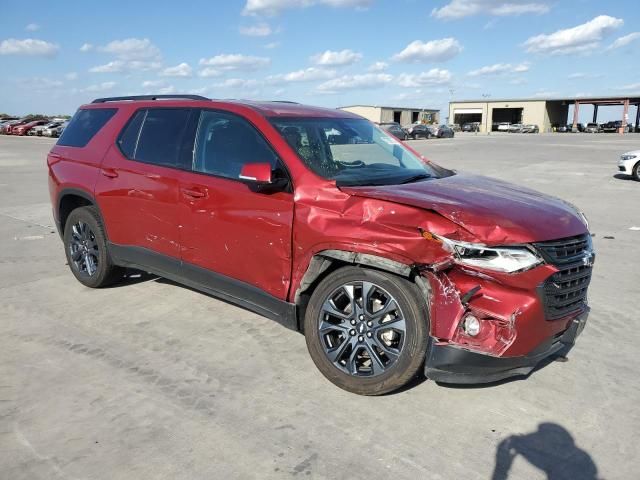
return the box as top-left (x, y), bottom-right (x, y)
top-left (633, 162), bottom-right (640, 181)
top-left (304, 266), bottom-right (430, 395)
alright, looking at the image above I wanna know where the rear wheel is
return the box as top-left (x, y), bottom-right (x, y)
top-left (304, 266), bottom-right (429, 395)
top-left (63, 206), bottom-right (123, 288)
top-left (633, 162), bottom-right (640, 181)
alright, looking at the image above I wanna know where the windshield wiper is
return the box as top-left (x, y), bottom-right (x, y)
top-left (399, 173), bottom-right (431, 184)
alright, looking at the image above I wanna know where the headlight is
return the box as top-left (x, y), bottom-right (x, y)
top-left (621, 154), bottom-right (637, 161)
top-left (436, 236), bottom-right (542, 273)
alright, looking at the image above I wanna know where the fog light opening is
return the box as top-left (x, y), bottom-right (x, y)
top-left (462, 314), bottom-right (481, 337)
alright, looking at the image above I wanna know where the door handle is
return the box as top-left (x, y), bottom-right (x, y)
top-left (181, 187), bottom-right (207, 199)
top-left (101, 168), bottom-right (118, 178)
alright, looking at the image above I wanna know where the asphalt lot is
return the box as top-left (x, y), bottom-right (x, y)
top-left (1, 132), bottom-right (639, 479)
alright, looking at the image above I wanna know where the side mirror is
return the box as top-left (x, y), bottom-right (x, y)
top-left (239, 162), bottom-right (272, 184)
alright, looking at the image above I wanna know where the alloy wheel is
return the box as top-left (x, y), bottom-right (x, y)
top-left (68, 221), bottom-right (99, 276)
top-left (319, 281), bottom-right (406, 377)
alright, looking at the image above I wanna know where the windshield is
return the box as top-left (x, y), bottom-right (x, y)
top-left (270, 117), bottom-right (444, 186)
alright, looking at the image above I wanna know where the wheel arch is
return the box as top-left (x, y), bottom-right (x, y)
top-left (294, 249), bottom-right (431, 332)
top-left (57, 188), bottom-right (105, 237)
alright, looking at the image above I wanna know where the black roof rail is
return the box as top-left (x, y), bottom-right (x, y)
top-left (91, 94), bottom-right (210, 104)
top-left (268, 100), bottom-right (300, 104)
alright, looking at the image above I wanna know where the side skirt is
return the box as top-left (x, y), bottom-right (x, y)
top-left (108, 243), bottom-right (298, 331)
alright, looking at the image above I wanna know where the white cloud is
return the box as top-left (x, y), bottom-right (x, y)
top-left (80, 43), bottom-right (93, 52)
top-left (268, 67), bottom-right (336, 83)
top-left (523, 15), bottom-right (623, 55)
top-left (21, 77), bottom-right (64, 89)
top-left (316, 73), bottom-right (393, 93)
top-left (212, 78), bottom-right (261, 89)
top-left (65, 72), bottom-right (79, 81)
top-left (392, 38), bottom-right (462, 63)
top-left (198, 67), bottom-right (223, 78)
top-left (157, 85), bottom-right (176, 95)
top-left (432, 0), bottom-right (550, 20)
top-left (142, 80), bottom-right (167, 88)
top-left (25, 23), bottom-right (40, 32)
top-left (367, 61), bottom-right (388, 72)
top-left (264, 41), bottom-right (280, 49)
top-left (467, 62), bottom-right (530, 76)
top-left (84, 81), bottom-right (117, 93)
top-left (533, 90), bottom-right (558, 98)
top-left (161, 62), bottom-right (193, 77)
top-left (607, 32), bottom-right (640, 50)
top-left (199, 53), bottom-right (270, 71)
top-left (397, 69), bottom-right (452, 87)
top-left (310, 49), bottom-right (362, 66)
top-left (242, 0), bottom-right (371, 16)
top-left (616, 82), bottom-right (640, 91)
top-left (239, 23), bottom-right (273, 36)
top-left (0, 38), bottom-right (59, 57)
top-left (99, 38), bottom-right (161, 60)
top-left (89, 60), bottom-right (162, 73)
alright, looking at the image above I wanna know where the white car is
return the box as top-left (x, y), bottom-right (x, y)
top-left (497, 122), bottom-right (510, 131)
top-left (618, 150), bottom-right (640, 181)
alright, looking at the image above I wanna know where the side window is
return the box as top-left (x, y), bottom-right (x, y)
top-left (117, 110), bottom-right (145, 158)
top-left (193, 110), bottom-right (279, 179)
top-left (58, 108), bottom-right (117, 147)
top-left (117, 108), bottom-right (190, 168)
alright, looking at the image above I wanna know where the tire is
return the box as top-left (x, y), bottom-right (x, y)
top-left (304, 266), bottom-right (430, 395)
top-left (63, 206), bottom-right (123, 288)
top-left (633, 162), bottom-right (640, 182)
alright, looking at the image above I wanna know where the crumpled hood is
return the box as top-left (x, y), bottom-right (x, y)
top-left (340, 173), bottom-right (587, 244)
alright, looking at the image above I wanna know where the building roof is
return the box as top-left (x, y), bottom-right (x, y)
top-left (451, 94), bottom-right (640, 104)
top-left (339, 105), bottom-right (439, 111)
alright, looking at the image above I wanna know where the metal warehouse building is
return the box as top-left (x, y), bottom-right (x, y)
top-left (339, 105), bottom-right (440, 126)
top-left (449, 95), bottom-right (640, 133)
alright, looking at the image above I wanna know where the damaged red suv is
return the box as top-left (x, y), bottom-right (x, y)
top-left (48, 95), bottom-right (594, 395)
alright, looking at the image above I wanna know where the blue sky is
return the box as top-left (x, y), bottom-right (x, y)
top-left (1, 0), bottom-right (639, 122)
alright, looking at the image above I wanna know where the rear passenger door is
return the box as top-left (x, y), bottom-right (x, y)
top-left (95, 107), bottom-right (196, 262)
top-left (176, 109), bottom-right (294, 300)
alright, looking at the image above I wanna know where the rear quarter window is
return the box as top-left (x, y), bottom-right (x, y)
top-left (57, 108), bottom-right (117, 147)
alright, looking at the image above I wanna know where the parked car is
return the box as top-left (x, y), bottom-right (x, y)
top-left (436, 125), bottom-right (455, 138)
top-left (0, 119), bottom-right (20, 134)
top-left (584, 123), bottom-right (600, 133)
top-left (461, 122), bottom-right (479, 132)
top-left (4, 119), bottom-right (30, 135)
top-left (618, 150), bottom-right (640, 181)
top-left (576, 123), bottom-right (585, 132)
top-left (13, 119), bottom-right (48, 136)
top-left (508, 124), bottom-right (524, 133)
top-left (521, 124), bottom-right (539, 133)
top-left (448, 124), bottom-right (461, 132)
top-left (48, 95), bottom-right (594, 395)
top-left (378, 122), bottom-right (407, 140)
top-left (44, 120), bottom-right (68, 138)
top-left (602, 121), bottom-right (629, 133)
top-left (406, 123), bottom-right (434, 139)
top-left (29, 121), bottom-right (60, 136)
top-left (557, 124), bottom-right (573, 133)
top-left (497, 122), bottom-right (510, 132)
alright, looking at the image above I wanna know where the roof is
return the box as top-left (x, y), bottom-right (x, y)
top-left (451, 94), bottom-right (640, 104)
top-left (86, 95), bottom-right (360, 119)
top-left (340, 104), bottom-right (439, 111)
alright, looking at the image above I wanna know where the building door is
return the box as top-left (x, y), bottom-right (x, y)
top-left (393, 111), bottom-right (402, 123)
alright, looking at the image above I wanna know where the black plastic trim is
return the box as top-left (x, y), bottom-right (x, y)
top-left (424, 309), bottom-right (588, 384)
top-left (108, 243), bottom-right (298, 331)
top-left (92, 95), bottom-right (209, 103)
top-left (56, 187), bottom-right (98, 238)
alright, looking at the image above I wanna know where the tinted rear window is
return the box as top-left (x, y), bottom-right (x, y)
top-left (117, 108), bottom-right (191, 168)
top-left (57, 108), bottom-right (117, 147)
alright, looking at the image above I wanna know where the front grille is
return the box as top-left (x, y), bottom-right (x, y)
top-left (534, 234), bottom-right (593, 320)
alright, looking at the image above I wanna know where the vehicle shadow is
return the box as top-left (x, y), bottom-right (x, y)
top-left (491, 422), bottom-right (600, 480)
top-left (103, 269), bottom-right (159, 288)
top-left (613, 173), bottom-right (634, 181)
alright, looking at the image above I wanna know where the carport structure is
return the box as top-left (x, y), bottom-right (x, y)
top-left (449, 95), bottom-right (640, 133)
top-left (571, 95), bottom-right (640, 133)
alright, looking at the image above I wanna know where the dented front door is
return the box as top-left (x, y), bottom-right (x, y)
top-left (176, 171), bottom-right (294, 300)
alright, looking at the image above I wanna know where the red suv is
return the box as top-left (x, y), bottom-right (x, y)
top-left (48, 95), bottom-right (594, 395)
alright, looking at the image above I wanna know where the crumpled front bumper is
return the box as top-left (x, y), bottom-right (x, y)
top-left (424, 309), bottom-right (588, 384)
